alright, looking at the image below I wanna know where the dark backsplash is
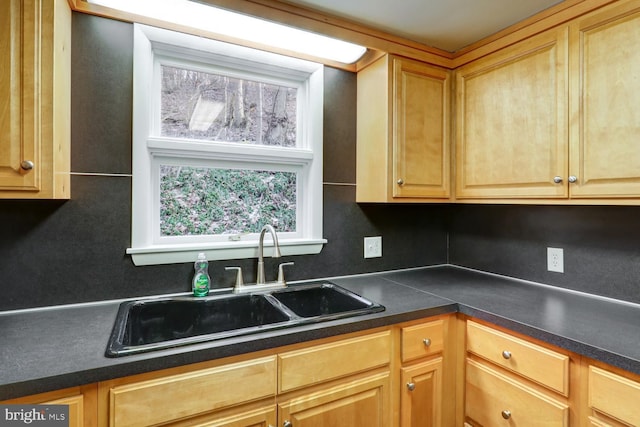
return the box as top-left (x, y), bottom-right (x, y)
top-left (0, 13), bottom-right (638, 310)
top-left (0, 13), bottom-right (447, 311)
top-left (449, 204), bottom-right (640, 304)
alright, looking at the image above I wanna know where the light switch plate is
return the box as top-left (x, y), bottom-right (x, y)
top-left (364, 236), bottom-right (382, 258)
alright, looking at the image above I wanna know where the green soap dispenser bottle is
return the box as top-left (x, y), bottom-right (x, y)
top-left (192, 252), bottom-right (210, 297)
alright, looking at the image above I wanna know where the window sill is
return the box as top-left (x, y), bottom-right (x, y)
top-left (127, 239), bottom-right (327, 266)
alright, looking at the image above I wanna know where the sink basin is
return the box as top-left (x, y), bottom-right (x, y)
top-left (106, 282), bottom-right (384, 357)
top-left (107, 294), bottom-right (292, 356)
top-left (269, 282), bottom-right (383, 318)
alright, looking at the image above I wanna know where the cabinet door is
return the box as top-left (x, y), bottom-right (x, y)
top-left (465, 358), bottom-right (568, 427)
top-left (0, 0), bottom-right (37, 191)
top-left (278, 373), bottom-right (390, 427)
top-left (1, 386), bottom-right (96, 427)
top-left (400, 357), bottom-right (443, 427)
top-left (568, 1), bottom-right (640, 198)
top-left (0, 0), bottom-right (70, 199)
top-left (166, 405), bottom-right (276, 427)
top-left (393, 57), bottom-right (450, 199)
top-left (107, 357), bottom-right (276, 427)
top-left (455, 27), bottom-right (568, 199)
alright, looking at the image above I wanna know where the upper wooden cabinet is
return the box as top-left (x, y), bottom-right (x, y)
top-left (357, 54), bottom-right (451, 202)
top-left (568, 0), bottom-right (640, 199)
top-left (455, 0), bottom-right (640, 203)
top-left (455, 27), bottom-right (569, 200)
top-left (0, 0), bottom-right (71, 199)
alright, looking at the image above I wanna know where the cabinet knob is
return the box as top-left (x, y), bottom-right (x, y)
top-left (502, 350), bottom-right (512, 359)
top-left (423, 338), bottom-right (431, 347)
top-left (283, 421), bottom-right (292, 427)
top-left (20, 160), bottom-right (34, 171)
top-left (407, 382), bottom-right (416, 391)
top-left (568, 175), bottom-right (578, 183)
top-left (501, 410), bottom-right (512, 420)
top-left (553, 176), bottom-right (563, 184)
top-left (397, 178), bottom-right (404, 186)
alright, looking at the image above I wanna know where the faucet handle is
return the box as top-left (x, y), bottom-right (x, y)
top-left (277, 262), bottom-right (294, 285)
top-left (225, 267), bottom-right (244, 290)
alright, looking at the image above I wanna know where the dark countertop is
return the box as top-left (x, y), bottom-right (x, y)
top-left (1, 265), bottom-right (639, 400)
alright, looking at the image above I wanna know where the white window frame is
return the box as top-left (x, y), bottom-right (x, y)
top-left (127, 24), bottom-right (326, 266)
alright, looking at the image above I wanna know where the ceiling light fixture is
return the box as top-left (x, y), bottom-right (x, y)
top-left (86, 0), bottom-right (367, 64)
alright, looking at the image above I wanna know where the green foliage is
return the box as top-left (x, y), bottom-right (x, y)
top-left (160, 166), bottom-right (296, 236)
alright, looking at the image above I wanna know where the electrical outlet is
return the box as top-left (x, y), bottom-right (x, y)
top-left (547, 247), bottom-right (564, 273)
top-left (364, 236), bottom-right (382, 258)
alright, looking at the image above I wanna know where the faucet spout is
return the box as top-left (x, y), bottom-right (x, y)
top-left (257, 224), bottom-right (281, 284)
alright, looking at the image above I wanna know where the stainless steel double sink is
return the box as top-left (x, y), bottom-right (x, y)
top-left (106, 282), bottom-right (384, 357)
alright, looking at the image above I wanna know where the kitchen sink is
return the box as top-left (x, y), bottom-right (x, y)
top-left (106, 282), bottom-right (384, 357)
top-left (269, 282), bottom-right (381, 318)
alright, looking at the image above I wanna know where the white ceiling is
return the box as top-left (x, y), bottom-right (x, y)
top-left (281, 0), bottom-right (564, 52)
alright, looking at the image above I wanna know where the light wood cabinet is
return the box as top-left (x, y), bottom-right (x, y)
top-left (581, 362), bottom-right (640, 427)
top-left (102, 356), bottom-right (277, 427)
top-left (278, 372), bottom-right (391, 427)
top-left (466, 320), bottom-right (569, 395)
top-left (399, 318), bottom-right (447, 427)
top-left (357, 54), bottom-right (451, 202)
top-left (466, 358), bottom-right (569, 426)
top-left (568, 0), bottom-right (640, 199)
top-left (0, 385), bottom-right (98, 427)
top-left (97, 329), bottom-right (393, 427)
top-left (455, 0), bottom-right (640, 203)
top-left (400, 358), bottom-right (443, 427)
top-left (464, 320), bottom-right (571, 427)
top-left (0, 0), bottom-right (71, 199)
top-left (455, 26), bottom-right (569, 200)
top-left (277, 330), bottom-right (393, 427)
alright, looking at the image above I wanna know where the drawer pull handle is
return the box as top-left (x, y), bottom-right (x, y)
top-left (423, 338), bottom-right (431, 347)
top-left (502, 350), bottom-right (512, 359)
top-left (407, 382), bottom-right (416, 391)
top-left (501, 410), bottom-right (512, 420)
top-left (283, 421), bottom-right (292, 427)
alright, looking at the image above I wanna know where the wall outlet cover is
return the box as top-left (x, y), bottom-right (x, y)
top-left (547, 247), bottom-right (564, 273)
top-left (364, 236), bottom-right (382, 258)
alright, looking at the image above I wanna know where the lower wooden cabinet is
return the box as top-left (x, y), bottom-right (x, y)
top-left (165, 404), bottom-right (276, 427)
top-left (279, 372), bottom-right (390, 427)
top-left (466, 358), bottom-right (569, 426)
top-left (398, 316), bottom-right (455, 427)
top-left (400, 357), bottom-right (443, 427)
top-left (464, 320), bottom-right (573, 427)
top-left (10, 314), bottom-right (640, 427)
top-left (0, 385), bottom-right (97, 427)
top-left (102, 356), bottom-right (276, 427)
top-left (96, 328), bottom-right (395, 427)
top-left (583, 363), bottom-right (640, 427)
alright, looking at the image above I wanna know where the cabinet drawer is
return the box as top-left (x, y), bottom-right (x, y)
top-left (401, 319), bottom-right (444, 363)
top-left (466, 321), bottom-right (569, 395)
top-left (278, 330), bottom-right (391, 393)
top-left (109, 356), bottom-right (276, 427)
top-left (466, 358), bottom-right (569, 427)
top-left (589, 366), bottom-right (640, 426)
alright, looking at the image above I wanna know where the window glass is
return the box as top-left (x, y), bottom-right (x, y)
top-left (159, 165), bottom-right (297, 237)
top-left (160, 65), bottom-right (297, 147)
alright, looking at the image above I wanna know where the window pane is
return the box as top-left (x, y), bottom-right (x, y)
top-left (161, 65), bottom-right (297, 147)
top-left (160, 165), bottom-right (297, 236)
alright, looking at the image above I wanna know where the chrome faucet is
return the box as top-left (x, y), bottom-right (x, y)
top-left (256, 224), bottom-right (281, 284)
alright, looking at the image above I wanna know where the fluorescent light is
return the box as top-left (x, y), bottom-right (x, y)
top-left (87, 0), bottom-right (367, 64)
